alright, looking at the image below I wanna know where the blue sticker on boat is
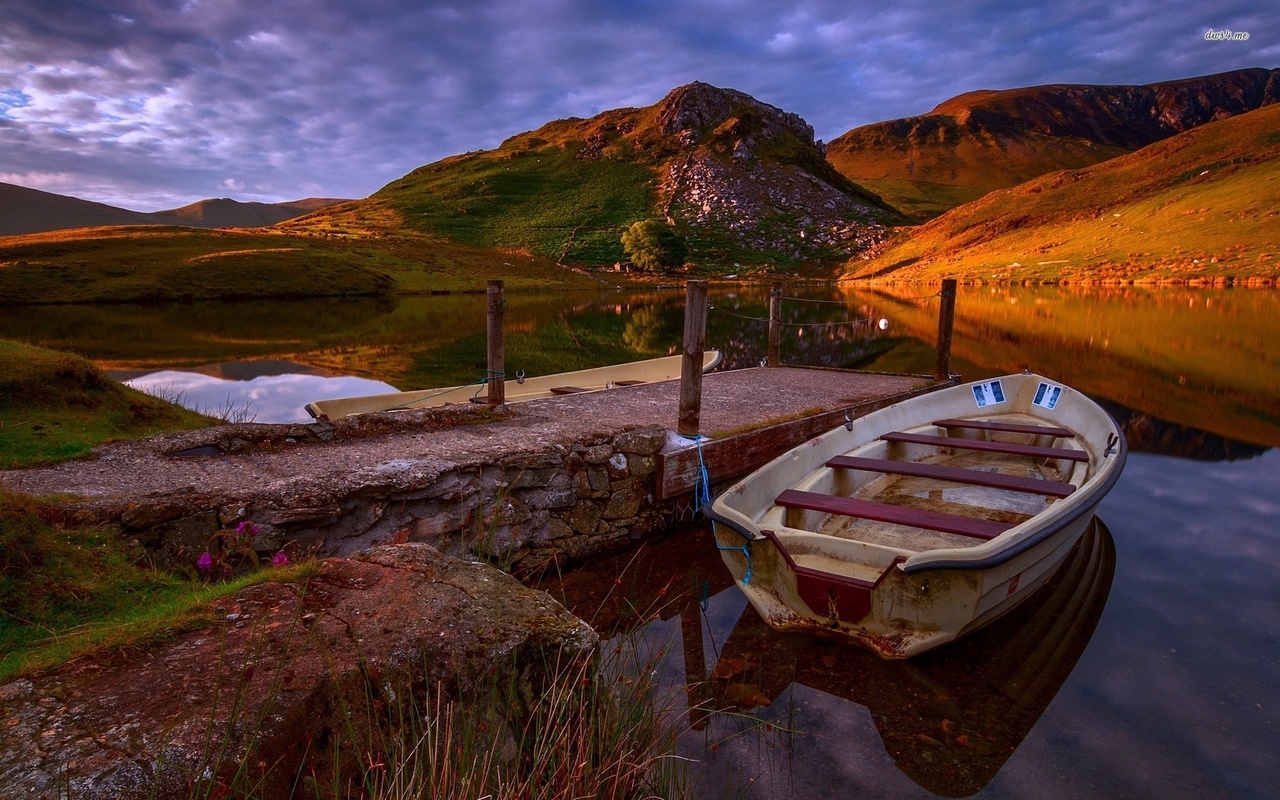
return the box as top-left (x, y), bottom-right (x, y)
top-left (1033, 382), bottom-right (1063, 410)
top-left (972, 380), bottom-right (1005, 408)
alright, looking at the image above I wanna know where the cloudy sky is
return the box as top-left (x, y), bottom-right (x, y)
top-left (2, 0), bottom-right (1275, 211)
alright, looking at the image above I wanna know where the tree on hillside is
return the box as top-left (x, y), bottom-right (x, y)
top-left (621, 220), bottom-right (687, 272)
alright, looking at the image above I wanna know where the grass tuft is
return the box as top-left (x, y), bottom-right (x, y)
top-left (0, 339), bottom-right (215, 468)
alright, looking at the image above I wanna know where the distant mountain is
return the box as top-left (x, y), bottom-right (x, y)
top-left (285, 81), bottom-right (899, 268)
top-left (155, 197), bottom-right (351, 228)
top-left (0, 183), bottom-right (159, 236)
top-left (842, 101), bottom-right (1280, 285)
top-left (0, 183), bottom-right (351, 236)
top-left (827, 67), bottom-right (1279, 219)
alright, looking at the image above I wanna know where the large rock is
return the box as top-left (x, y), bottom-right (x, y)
top-left (0, 543), bottom-right (597, 799)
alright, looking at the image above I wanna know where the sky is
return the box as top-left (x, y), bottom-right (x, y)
top-left (1, 0), bottom-right (1275, 212)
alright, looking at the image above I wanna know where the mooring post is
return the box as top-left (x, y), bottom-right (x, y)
top-left (487, 279), bottom-right (506, 405)
top-left (678, 279), bottom-right (709, 437)
top-left (935, 278), bottom-right (957, 381)
top-left (767, 281), bottom-right (782, 367)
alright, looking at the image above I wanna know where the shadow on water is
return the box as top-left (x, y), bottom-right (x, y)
top-left (536, 517), bottom-right (1117, 798)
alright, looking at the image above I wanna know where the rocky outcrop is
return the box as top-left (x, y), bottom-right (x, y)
top-left (651, 82), bottom-right (896, 260)
top-left (655, 81), bottom-right (818, 150)
top-left (663, 151), bottom-right (889, 259)
top-left (0, 543), bottom-right (596, 799)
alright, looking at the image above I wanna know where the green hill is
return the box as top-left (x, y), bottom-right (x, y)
top-left (827, 68), bottom-right (1279, 220)
top-left (841, 102), bottom-right (1280, 285)
top-left (285, 82), bottom-right (897, 270)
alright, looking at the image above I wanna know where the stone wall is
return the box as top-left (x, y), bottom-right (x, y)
top-left (124, 425), bottom-right (695, 576)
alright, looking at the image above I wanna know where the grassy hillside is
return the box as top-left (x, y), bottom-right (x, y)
top-left (0, 340), bottom-right (215, 468)
top-left (827, 68), bottom-right (1279, 220)
top-left (0, 225), bottom-right (602, 305)
top-left (372, 146), bottom-right (656, 264)
top-left (282, 104), bottom-right (668, 265)
top-left (843, 103), bottom-right (1280, 285)
top-left (287, 83), bottom-right (893, 270)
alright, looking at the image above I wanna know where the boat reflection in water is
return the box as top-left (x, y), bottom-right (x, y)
top-left (535, 516), bottom-right (1115, 797)
top-left (705, 516), bottom-right (1116, 797)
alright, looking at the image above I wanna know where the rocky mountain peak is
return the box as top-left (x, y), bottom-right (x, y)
top-left (655, 81), bottom-right (819, 153)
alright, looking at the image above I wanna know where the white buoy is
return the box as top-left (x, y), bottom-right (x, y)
top-left (878, 318), bottom-right (890, 331)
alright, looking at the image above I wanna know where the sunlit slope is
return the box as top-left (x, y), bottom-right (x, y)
top-left (851, 285), bottom-right (1280, 447)
top-left (843, 103), bottom-right (1280, 285)
top-left (827, 68), bottom-right (1279, 220)
top-left (0, 225), bottom-right (596, 304)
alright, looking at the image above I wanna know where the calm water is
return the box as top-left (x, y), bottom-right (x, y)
top-left (4, 285), bottom-right (1278, 797)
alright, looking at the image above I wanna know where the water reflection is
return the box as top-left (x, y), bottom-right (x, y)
top-left (705, 519), bottom-right (1115, 797)
top-left (122, 369), bottom-right (396, 424)
top-left (538, 519), bottom-right (1116, 798)
top-left (6, 287), bottom-right (1277, 448)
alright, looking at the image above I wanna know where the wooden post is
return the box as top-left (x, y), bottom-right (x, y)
top-left (680, 603), bottom-right (710, 730)
top-left (935, 278), bottom-right (957, 381)
top-left (487, 280), bottom-right (506, 405)
top-left (678, 279), bottom-right (708, 437)
top-left (767, 281), bottom-right (782, 367)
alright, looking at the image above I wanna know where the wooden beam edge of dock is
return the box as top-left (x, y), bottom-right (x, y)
top-left (655, 377), bottom-right (951, 500)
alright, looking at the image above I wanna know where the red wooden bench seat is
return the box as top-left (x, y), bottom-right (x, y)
top-left (881, 431), bottom-right (1089, 462)
top-left (932, 418), bottom-right (1075, 438)
top-left (775, 489), bottom-right (1012, 541)
top-left (826, 455), bottom-right (1076, 498)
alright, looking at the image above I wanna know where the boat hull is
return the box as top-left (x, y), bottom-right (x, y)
top-left (305, 351), bottom-right (722, 419)
top-left (707, 372), bottom-right (1126, 658)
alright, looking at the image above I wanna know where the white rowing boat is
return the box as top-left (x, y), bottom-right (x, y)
top-left (706, 372), bottom-right (1126, 659)
top-left (305, 351), bottom-right (722, 420)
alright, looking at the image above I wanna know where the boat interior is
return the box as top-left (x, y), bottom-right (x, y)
top-left (758, 415), bottom-right (1093, 579)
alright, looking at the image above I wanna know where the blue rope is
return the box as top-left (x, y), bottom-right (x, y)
top-left (710, 519), bottom-right (753, 585)
top-left (715, 541), bottom-right (753, 584)
top-left (693, 435), bottom-right (711, 512)
top-left (469, 369), bottom-right (506, 401)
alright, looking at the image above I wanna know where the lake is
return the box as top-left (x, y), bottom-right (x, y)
top-left (3, 284), bottom-right (1278, 797)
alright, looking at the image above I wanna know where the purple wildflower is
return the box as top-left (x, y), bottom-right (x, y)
top-left (196, 551), bottom-right (214, 572)
top-left (235, 521), bottom-right (259, 538)
top-left (271, 550), bottom-right (290, 567)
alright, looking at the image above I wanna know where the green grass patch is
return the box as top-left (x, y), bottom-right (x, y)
top-left (0, 339), bottom-right (215, 468)
top-left (0, 488), bottom-right (314, 681)
top-left (373, 145), bottom-right (657, 263)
